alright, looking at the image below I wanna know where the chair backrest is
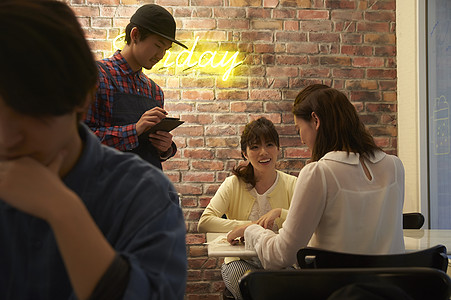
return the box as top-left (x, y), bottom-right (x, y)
top-left (239, 268), bottom-right (451, 300)
top-left (403, 212), bottom-right (425, 229)
top-left (297, 245), bottom-right (448, 272)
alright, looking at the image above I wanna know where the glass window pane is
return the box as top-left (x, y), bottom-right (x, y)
top-left (427, 0), bottom-right (451, 228)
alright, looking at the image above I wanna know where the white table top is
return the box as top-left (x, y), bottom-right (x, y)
top-left (206, 230), bottom-right (451, 257)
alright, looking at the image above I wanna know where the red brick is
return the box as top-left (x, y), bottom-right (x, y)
top-left (183, 19), bottom-right (216, 30)
top-left (231, 101), bottom-right (263, 112)
top-left (357, 22), bottom-right (390, 32)
top-left (320, 56), bottom-right (351, 66)
top-left (241, 31), bottom-right (273, 42)
top-left (276, 55), bottom-right (308, 65)
top-left (383, 91), bottom-right (397, 102)
top-left (276, 32), bottom-right (307, 42)
top-left (352, 57), bottom-right (385, 67)
top-left (367, 69), bottom-right (397, 79)
top-left (247, 7), bottom-right (271, 18)
top-left (310, 33), bottom-right (340, 43)
top-left (331, 10), bottom-right (363, 21)
top-left (280, 0), bottom-right (310, 8)
top-left (301, 20), bottom-right (333, 32)
top-left (187, 138), bottom-right (205, 147)
top-left (250, 89), bottom-right (283, 101)
top-left (181, 90), bottom-right (215, 101)
top-left (184, 149), bottom-right (215, 159)
top-left (162, 160), bottom-right (190, 171)
top-left (216, 149), bottom-right (242, 159)
top-left (206, 137), bottom-right (240, 148)
top-left (297, 10), bottom-right (329, 20)
top-left (345, 80), bottom-right (378, 90)
top-left (251, 20), bottom-right (283, 30)
top-left (341, 45), bottom-right (373, 56)
top-left (365, 11), bottom-right (395, 22)
top-left (192, 161), bottom-right (225, 170)
top-left (287, 43), bottom-right (319, 54)
top-left (284, 20), bottom-right (300, 31)
top-left (217, 19), bottom-right (249, 29)
top-left (368, 125), bottom-right (397, 137)
top-left (213, 8), bottom-right (246, 18)
top-left (300, 67), bottom-right (330, 78)
top-left (364, 33), bottom-right (396, 44)
top-left (332, 68), bottom-right (365, 79)
top-left (182, 115), bottom-right (214, 125)
top-left (326, 0), bottom-right (356, 8)
top-left (229, 0), bottom-right (262, 7)
top-left (194, 104), bottom-right (226, 114)
top-left (185, 282), bottom-right (211, 293)
top-left (165, 102), bottom-right (195, 112)
top-left (191, 0), bottom-right (222, 6)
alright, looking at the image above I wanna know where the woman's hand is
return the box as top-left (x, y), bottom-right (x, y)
top-left (227, 223), bottom-right (254, 245)
top-left (256, 208), bottom-right (282, 229)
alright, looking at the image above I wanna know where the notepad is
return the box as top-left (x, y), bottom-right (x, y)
top-left (142, 117), bottom-right (184, 136)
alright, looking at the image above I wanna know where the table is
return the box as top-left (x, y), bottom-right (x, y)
top-left (404, 229), bottom-right (451, 254)
top-left (207, 230), bottom-right (451, 257)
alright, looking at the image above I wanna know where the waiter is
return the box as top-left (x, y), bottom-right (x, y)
top-left (84, 4), bottom-right (187, 169)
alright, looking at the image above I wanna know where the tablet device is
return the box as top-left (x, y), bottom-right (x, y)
top-left (142, 117), bottom-right (184, 136)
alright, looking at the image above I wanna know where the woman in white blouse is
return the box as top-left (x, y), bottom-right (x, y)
top-left (227, 84), bottom-right (405, 270)
top-left (198, 117), bottom-right (297, 299)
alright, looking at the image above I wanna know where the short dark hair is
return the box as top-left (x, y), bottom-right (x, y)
top-left (124, 23), bottom-right (154, 45)
top-left (293, 85), bottom-right (380, 161)
top-left (0, 0), bottom-right (97, 117)
top-left (232, 117), bottom-right (280, 187)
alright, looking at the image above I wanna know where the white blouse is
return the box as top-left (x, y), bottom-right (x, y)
top-left (244, 151), bottom-right (405, 269)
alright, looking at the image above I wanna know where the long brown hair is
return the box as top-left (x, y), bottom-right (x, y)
top-left (232, 117), bottom-right (280, 187)
top-left (292, 85), bottom-right (380, 162)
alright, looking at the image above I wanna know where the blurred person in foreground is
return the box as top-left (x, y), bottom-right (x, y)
top-left (227, 84), bottom-right (405, 270)
top-left (0, 1), bottom-right (186, 299)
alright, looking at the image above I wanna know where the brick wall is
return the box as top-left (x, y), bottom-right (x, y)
top-left (71, 0), bottom-right (397, 298)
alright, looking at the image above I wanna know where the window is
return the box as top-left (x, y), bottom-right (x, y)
top-left (426, 0), bottom-right (451, 228)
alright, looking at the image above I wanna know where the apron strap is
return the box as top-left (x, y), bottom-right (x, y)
top-left (149, 78), bottom-right (157, 102)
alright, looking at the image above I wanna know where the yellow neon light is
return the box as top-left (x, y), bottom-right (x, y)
top-left (113, 34), bottom-right (243, 81)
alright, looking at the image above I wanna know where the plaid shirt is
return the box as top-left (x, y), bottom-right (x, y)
top-left (84, 51), bottom-right (164, 152)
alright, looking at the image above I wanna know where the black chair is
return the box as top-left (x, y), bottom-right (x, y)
top-left (403, 212), bottom-right (425, 229)
top-left (297, 244), bottom-right (448, 272)
top-left (239, 267), bottom-right (451, 300)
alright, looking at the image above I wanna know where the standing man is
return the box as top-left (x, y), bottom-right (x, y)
top-left (84, 4), bottom-right (187, 169)
top-left (0, 0), bottom-right (186, 299)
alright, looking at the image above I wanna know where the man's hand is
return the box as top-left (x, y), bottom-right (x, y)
top-left (149, 131), bottom-right (173, 154)
top-left (0, 152), bottom-right (75, 221)
top-left (136, 107), bottom-right (167, 136)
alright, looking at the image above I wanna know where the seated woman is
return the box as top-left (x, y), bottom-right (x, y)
top-left (198, 117), bottom-right (297, 299)
top-left (227, 84), bottom-right (405, 270)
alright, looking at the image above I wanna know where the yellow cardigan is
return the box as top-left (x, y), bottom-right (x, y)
top-left (198, 170), bottom-right (297, 263)
top-left (198, 170), bottom-right (297, 232)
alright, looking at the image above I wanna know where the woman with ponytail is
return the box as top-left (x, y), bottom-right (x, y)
top-left (198, 117), bottom-right (297, 299)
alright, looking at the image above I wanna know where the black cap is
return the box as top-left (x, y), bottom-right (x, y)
top-left (130, 4), bottom-right (187, 49)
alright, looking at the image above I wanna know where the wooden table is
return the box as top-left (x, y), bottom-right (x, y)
top-left (207, 230), bottom-right (451, 257)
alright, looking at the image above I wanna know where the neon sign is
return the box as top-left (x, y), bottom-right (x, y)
top-left (113, 34), bottom-right (243, 81)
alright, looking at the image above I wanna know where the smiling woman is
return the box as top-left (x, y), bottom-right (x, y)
top-left (197, 117), bottom-right (298, 300)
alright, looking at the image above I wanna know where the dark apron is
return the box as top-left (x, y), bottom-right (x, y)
top-left (98, 62), bottom-right (163, 169)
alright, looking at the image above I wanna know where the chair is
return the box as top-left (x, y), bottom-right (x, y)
top-left (297, 244), bottom-right (448, 272)
top-left (403, 212), bottom-right (425, 229)
top-left (239, 267), bottom-right (451, 300)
